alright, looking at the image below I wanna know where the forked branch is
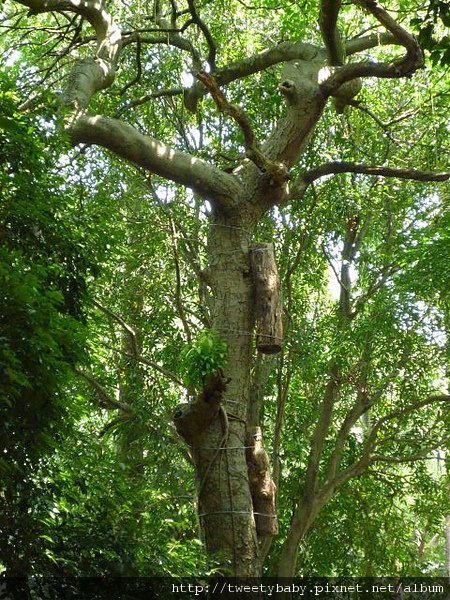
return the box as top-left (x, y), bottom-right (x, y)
top-left (320, 0), bottom-right (424, 96)
top-left (16, 0), bottom-right (122, 109)
top-left (197, 72), bottom-right (288, 184)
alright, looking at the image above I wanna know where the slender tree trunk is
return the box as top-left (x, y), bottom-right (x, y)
top-left (277, 499), bottom-right (319, 577)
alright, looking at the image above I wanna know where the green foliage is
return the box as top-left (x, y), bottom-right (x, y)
top-left (25, 425), bottom-right (210, 577)
top-left (0, 69), bottom-right (98, 575)
top-left (179, 330), bottom-right (228, 390)
top-left (410, 0), bottom-right (450, 66)
top-left (298, 464), bottom-right (447, 577)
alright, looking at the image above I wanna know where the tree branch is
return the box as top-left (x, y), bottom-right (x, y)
top-left (75, 368), bottom-right (133, 412)
top-left (119, 33), bottom-right (142, 96)
top-left (353, 263), bottom-right (400, 316)
top-left (16, 0), bottom-right (122, 109)
top-left (69, 113), bottom-right (242, 208)
top-left (319, 0), bottom-right (345, 65)
top-left (304, 364), bottom-right (341, 498)
top-left (187, 0), bottom-right (216, 69)
top-left (116, 87), bottom-right (183, 115)
top-left (363, 395), bottom-right (450, 462)
top-left (184, 41), bottom-right (320, 112)
top-left (93, 300), bottom-right (186, 388)
top-left (93, 300), bottom-right (140, 358)
top-left (346, 31), bottom-right (396, 55)
top-left (123, 30), bottom-right (201, 68)
top-left (371, 443), bottom-right (450, 464)
top-left (169, 218), bottom-right (192, 343)
top-left (196, 72), bottom-right (288, 184)
top-left (302, 162), bottom-right (450, 184)
top-left (326, 393), bottom-right (375, 484)
top-left (320, 0), bottom-right (424, 96)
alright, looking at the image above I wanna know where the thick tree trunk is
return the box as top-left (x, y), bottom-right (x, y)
top-left (191, 210), bottom-right (260, 576)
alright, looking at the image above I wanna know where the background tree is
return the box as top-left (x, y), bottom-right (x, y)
top-left (1, 0), bottom-right (450, 578)
top-left (0, 69), bottom-right (95, 574)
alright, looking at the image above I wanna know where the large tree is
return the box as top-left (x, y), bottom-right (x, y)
top-left (2, 0), bottom-right (450, 577)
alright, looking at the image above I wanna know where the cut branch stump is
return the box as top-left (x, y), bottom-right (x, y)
top-left (250, 243), bottom-right (283, 354)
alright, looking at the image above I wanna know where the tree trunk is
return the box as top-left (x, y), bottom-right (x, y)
top-left (191, 210), bottom-right (260, 576)
top-left (277, 500), bottom-right (316, 577)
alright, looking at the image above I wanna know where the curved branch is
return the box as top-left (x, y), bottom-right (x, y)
top-left (187, 0), bottom-right (216, 69)
top-left (319, 0), bottom-right (345, 65)
top-left (320, 0), bottom-right (424, 96)
top-left (196, 72), bottom-right (288, 183)
top-left (15, 0), bottom-right (122, 109)
top-left (69, 113), bottom-right (241, 208)
top-left (302, 162), bottom-right (450, 184)
top-left (119, 33), bottom-right (142, 96)
top-left (123, 31), bottom-right (201, 66)
top-left (184, 41), bottom-right (320, 112)
top-left (289, 161), bottom-right (450, 203)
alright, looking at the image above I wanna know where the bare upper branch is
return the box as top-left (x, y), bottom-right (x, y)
top-left (303, 162), bottom-right (450, 184)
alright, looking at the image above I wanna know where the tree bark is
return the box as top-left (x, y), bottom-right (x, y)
top-left (250, 244), bottom-right (283, 355)
top-left (190, 210), bottom-right (260, 576)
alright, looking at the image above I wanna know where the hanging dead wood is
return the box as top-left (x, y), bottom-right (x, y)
top-left (250, 243), bottom-right (283, 354)
top-left (246, 426), bottom-right (278, 538)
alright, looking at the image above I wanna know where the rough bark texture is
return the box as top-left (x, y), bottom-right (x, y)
top-left (192, 213), bottom-right (259, 576)
top-left (250, 243), bottom-right (283, 354)
top-left (173, 373), bottom-right (227, 447)
top-left (245, 426), bottom-right (278, 538)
